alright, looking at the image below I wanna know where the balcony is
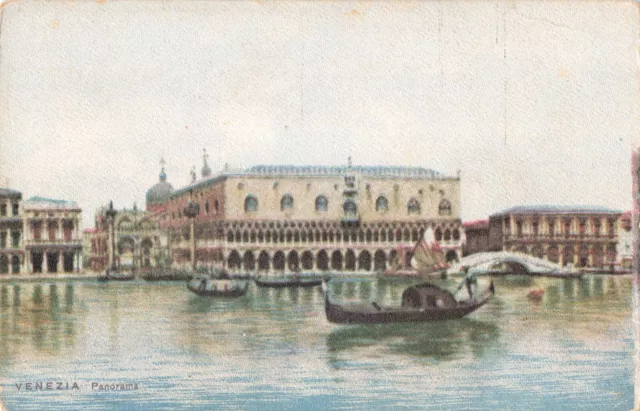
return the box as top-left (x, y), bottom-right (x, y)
top-left (25, 238), bottom-right (81, 246)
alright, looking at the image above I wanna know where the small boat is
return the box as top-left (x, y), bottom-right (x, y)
top-left (187, 276), bottom-right (249, 297)
top-left (527, 288), bottom-right (545, 301)
top-left (324, 280), bottom-right (495, 325)
top-left (97, 269), bottom-right (135, 282)
top-left (254, 275), bottom-right (324, 288)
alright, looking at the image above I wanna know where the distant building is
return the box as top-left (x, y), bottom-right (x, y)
top-left (617, 211), bottom-right (632, 269)
top-left (83, 212), bottom-right (108, 272)
top-left (22, 197), bottom-right (83, 273)
top-left (152, 155), bottom-right (465, 273)
top-left (84, 204), bottom-right (170, 273)
top-left (0, 188), bottom-right (24, 274)
top-left (462, 220), bottom-right (488, 256)
top-left (488, 205), bottom-right (622, 268)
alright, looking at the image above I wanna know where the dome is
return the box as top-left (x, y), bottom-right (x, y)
top-left (146, 181), bottom-right (173, 205)
top-left (146, 164), bottom-right (173, 208)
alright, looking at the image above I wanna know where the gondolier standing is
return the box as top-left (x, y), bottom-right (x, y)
top-left (454, 266), bottom-right (478, 302)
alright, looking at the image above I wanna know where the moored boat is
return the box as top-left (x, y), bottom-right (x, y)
top-left (187, 276), bottom-right (249, 297)
top-left (254, 275), bottom-right (324, 288)
top-left (324, 280), bottom-right (494, 325)
top-left (97, 269), bottom-right (135, 282)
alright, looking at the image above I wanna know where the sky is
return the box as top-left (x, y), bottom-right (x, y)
top-left (0, 1), bottom-right (638, 230)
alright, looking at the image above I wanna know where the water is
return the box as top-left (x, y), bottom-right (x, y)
top-left (0, 275), bottom-right (634, 410)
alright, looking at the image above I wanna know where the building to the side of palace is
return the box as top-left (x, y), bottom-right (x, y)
top-left (0, 188), bottom-right (24, 274)
top-left (145, 156), bottom-right (465, 274)
top-left (486, 205), bottom-right (624, 269)
top-left (0, 189), bottom-right (83, 275)
top-left (462, 219), bottom-right (489, 256)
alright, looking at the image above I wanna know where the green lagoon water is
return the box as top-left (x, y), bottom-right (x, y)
top-left (0, 275), bottom-right (634, 410)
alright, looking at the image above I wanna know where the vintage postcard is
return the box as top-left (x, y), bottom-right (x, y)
top-left (0, 1), bottom-right (638, 410)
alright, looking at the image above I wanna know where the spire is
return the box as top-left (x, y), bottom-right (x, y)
top-left (201, 148), bottom-right (212, 178)
top-left (159, 157), bottom-right (167, 182)
top-left (347, 156), bottom-right (352, 170)
top-left (190, 166), bottom-right (196, 183)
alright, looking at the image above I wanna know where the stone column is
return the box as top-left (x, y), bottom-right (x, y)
top-left (43, 251), bottom-right (48, 273)
top-left (56, 251), bottom-right (61, 273)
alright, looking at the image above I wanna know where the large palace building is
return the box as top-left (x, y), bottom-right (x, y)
top-left (487, 205), bottom-right (622, 269)
top-left (137, 155), bottom-right (465, 274)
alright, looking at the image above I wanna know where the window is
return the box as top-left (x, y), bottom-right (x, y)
top-left (407, 198), bottom-right (421, 215)
top-left (0, 204), bottom-right (5, 216)
top-left (11, 255), bottom-right (20, 274)
top-left (205, 201), bottom-right (210, 214)
top-left (343, 200), bottom-right (357, 216)
top-left (11, 203), bottom-right (19, 216)
top-left (11, 232), bottom-right (20, 248)
top-left (281, 194), bottom-right (294, 211)
top-left (438, 199), bottom-right (452, 216)
top-left (33, 223), bottom-right (42, 240)
top-left (0, 232), bottom-right (5, 248)
top-left (315, 196), bottom-right (328, 212)
top-left (244, 195), bottom-right (258, 212)
top-left (48, 224), bottom-right (57, 241)
top-left (375, 196), bottom-right (388, 212)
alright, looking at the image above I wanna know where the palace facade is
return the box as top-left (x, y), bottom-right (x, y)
top-left (22, 197), bottom-right (83, 273)
top-left (150, 156), bottom-right (464, 274)
top-left (487, 205), bottom-right (622, 268)
top-left (0, 189), bottom-right (83, 275)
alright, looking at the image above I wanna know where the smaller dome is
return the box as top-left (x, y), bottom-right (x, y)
top-left (202, 163), bottom-right (212, 178)
top-left (201, 148), bottom-right (212, 178)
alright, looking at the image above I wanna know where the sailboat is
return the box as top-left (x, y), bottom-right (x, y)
top-left (383, 227), bottom-right (449, 278)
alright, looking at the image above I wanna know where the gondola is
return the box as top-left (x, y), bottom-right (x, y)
top-left (187, 277), bottom-right (250, 297)
top-left (97, 270), bottom-right (135, 282)
top-left (324, 280), bottom-right (495, 324)
top-left (254, 275), bottom-right (324, 288)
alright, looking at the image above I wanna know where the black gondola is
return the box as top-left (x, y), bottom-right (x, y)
top-left (324, 281), bottom-right (495, 324)
top-left (187, 277), bottom-right (249, 297)
top-left (97, 270), bottom-right (135, 282)
top-left (254, 275), bottom-right (324, 288)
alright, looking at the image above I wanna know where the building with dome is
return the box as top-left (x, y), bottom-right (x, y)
top-left (155, 156), bottom-right (465, 274)
top-left (85, 161), bottom-right (174, 272)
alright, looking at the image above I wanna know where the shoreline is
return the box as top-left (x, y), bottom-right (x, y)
top-left (0, 270), bottom-right (633, 283)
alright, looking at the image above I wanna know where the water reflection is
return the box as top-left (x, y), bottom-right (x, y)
top-left (0, 282), bottom-right (78, 359)
top-left (326, 318), bottom-right (500, 362)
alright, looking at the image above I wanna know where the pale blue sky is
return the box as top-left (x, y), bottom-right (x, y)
top-left (0, 1), bottom-right (638, 229)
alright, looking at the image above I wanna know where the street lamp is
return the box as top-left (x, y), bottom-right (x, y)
top-left (183, 190), bottom-right (200, 271)
top-left (105, 201), bottom-right (118, 273)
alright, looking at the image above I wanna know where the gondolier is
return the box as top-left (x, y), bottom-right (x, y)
top-left (454, 266), bottom-right (478, 301)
